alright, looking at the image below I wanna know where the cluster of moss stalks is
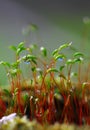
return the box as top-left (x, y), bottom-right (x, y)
top-left (0, 42), bottom-right (90, 129)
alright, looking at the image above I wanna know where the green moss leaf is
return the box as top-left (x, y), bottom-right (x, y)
top-left (58, 42), bottom-right (72, 51)
top-left (9, 45), bottom-right (17, 51)
top-left (40, 46), bottom-right (47, 57)
top-left (59, 65), bottom-right (65, 71)
top-left (73, 57), bottom-right (83, 63)
top-left (23, 54), bottom-right (37, 64)
top-left (66, 59), bottom-right (74, 65)
top-left (0, 61), bottom-right (11, 67)
top-left (29, 23), bottom-right (38, 31)
top-left (73, 52), bottom-right (84, 58)
top-left (47, 68), bottom-right (58, 73)
top-left (54, 54), bottom-right (65, 61)
top-left (52, 49), bottom-right (58, 56)
top-left (3, 89), bottom-right (11, 97)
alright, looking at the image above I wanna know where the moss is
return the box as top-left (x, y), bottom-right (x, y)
top-left (0, 116), bottom-right (90, 130)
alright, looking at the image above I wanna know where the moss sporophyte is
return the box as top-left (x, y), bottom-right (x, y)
top-left (0, 42), bottom-right (90, 126)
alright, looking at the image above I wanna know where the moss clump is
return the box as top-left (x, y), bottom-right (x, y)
top-left (0, 42), bottom-right (90, 126)
top-left (1, 116), bottom-right (90, 130)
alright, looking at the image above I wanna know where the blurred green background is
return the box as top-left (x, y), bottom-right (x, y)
top-left (0, 0), bottom-right (90, 86)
